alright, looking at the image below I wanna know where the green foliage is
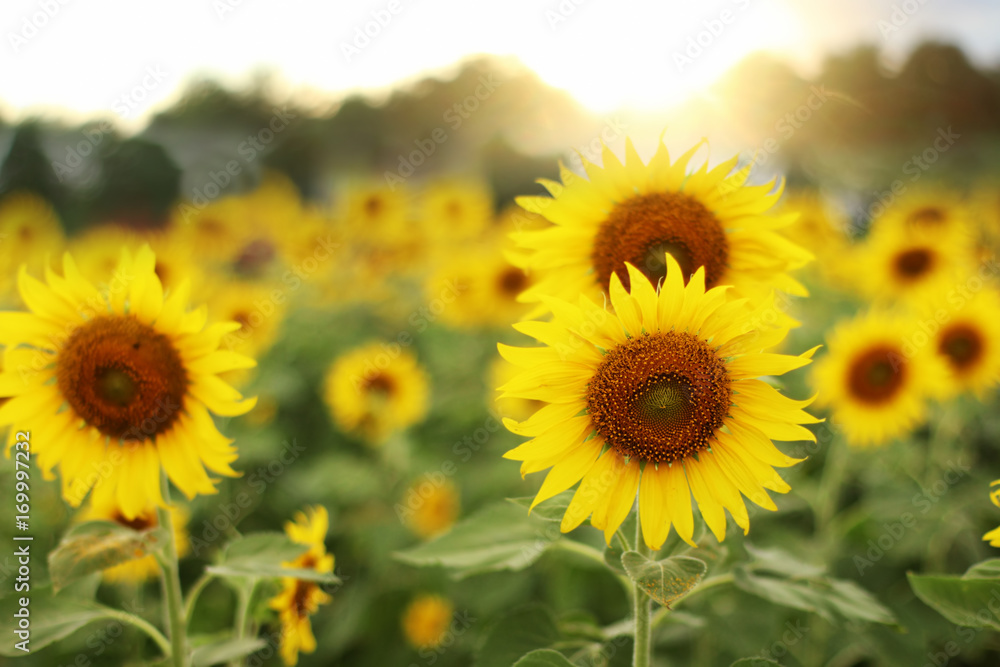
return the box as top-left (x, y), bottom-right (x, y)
top-left (909, 560), bottom-right (1000, 630)
top-left (47, 520), bottom-right (165, 592)
top-left (621, 552), bottom-right (707, 607)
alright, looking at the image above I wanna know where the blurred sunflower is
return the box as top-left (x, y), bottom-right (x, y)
top-left (0, 193), bottom-right (65, 300)
top-left (778, 190), bottom-right (855, 285)
top-left (423, 251), bottom-right (532, 329)
top-left (500, 255), bottom-right (818, 549)
top-left (869, 186), bottom-right (973, 244)
top-left (337, 181), bottom-right (413, 246)
top-left (419, 178), bottom-right (493, 244)
top-left (812, 310), bottom-right (948, 447)
top-left (269, 505), bottom-right (334, 666)
top-left (402, 594), bottom-right (454, 650)
top-left (206, 279), bottom-right (287, 360)
top-left (929, 290), bottom-right (1000, 396)
top-left (857, 227), bottom-right (969, 307)
top-left (0, 245), bottom-right (257, 518)
top-left (324, 343), bottom-right (430, 443)
top-left (402, 476), bottom-right (460, 539)
top-left (513, 137), bottom-right (811, 314)
top-left (77, 497), bottom-right (189, 583)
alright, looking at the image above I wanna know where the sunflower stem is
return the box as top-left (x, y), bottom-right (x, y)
top-left (183, 572), bottom-right (215, 630)
top-left (633, 518), bottom-right (652, 667)
top-left (816, 440), bottom-right (849, 539)
top-left (156, 474), bottom-right (189, 667)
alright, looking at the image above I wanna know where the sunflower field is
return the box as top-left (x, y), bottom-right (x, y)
top-left (4, 9), bottom-right (1000, 667)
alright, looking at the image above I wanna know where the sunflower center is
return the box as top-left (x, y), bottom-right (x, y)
top-left (364, 195), bottom-right (383, 217)
top-left (363, 373), bottom-right (395, 397)
top-left (847, 346), bottom-right (906, 404)
top-left (592, 192), bottom-right (728, 292)
top-left (893, 248), bottom-right (934, 281)
top-left (56, 316), bottom-right (188, 440)
top-left (586, 331), bottom-right (731, 463)
top-left (235, 238), bottom-right (276, 276)
top-left (939, 323), bottom-right (984, 371)
top-left (292, 580), bottom-right (313, 618)
top-left (113, 510), bottom-right (156, 532)
top-left (907, 206), bottom-right (944, 226)
top-left (497, 267), bottom-right (528, 297)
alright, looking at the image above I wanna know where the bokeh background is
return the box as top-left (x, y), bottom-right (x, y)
top-left (3, 1), bottom-right (1000, 666)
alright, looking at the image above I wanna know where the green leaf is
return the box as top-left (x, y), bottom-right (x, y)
top-left (475, 605), bottom-right (559, 667)
top-left (964, 559), bottom-right (1000, 580)
top-left (908, 567), bottom-right (1000, 630)
top-left (511, 649), bottom-right (577, 666)
top-left (48, 520), bottom-right (166, 592)
top-left (507, 490), bottom-right (575, 523)
top-left (731, 659), bottom-right (783, 666)
top-left (395, 502), bottom-right (559, 579)
top-left (191, 636), bottom-right (267, 666)
top-left (745, 544), bottom-right (825, 579)
top-left (206, 532), bottom-right (339, 584)
top-left (621, 552), bottom-right (707, 607)
top-left (0, 588), bottom-right (119, 656)
top-left (734, 568), bottom-right (897, 625)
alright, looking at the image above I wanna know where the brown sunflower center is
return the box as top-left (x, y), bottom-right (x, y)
top-left (893, 248), bottom-right (934, 281)
top-left (113, 510), bottom-right (156, 532)
top-left (56, 316), bottom-right (188, 440)
top-left (363, 373), bottom-right (395, 397)
top-left (291, 580), bottom-right (313, 618)
top-left (907, 206), bottom-right (944, 226)
top-left (235, 238), bottom-right (276, 276)
top-left (847, 345), bottom-right (906, 404)
top-left (586, 331), bottom-right (731, 463)
top-left (938, 323), bottom-right (984, 372)
top-left (592, 192), bottom-right (728, 292)
top-left (497, 266), bottom-right (528, 298)
top-left (364, 195), bottom-right (383, 217)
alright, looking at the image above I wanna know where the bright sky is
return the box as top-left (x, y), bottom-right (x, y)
top-left (1, 0), bottom-right (998, 129)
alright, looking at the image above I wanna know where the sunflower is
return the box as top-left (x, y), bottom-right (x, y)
top-left (868, 186), bottom-right (973, 244)
top-left (777, 190), bottom-right (855, 286)
top-left (77, 497), bottom-right (190, 583)
top-left (984, 479), bottom-right (1000, 547)
top-left (500, 255), bottom-right (818, 549)
top-left (928, 290), bottom-right (1000, 397)
top-left (856, 226), bottom-right (970, 307)
top-left (402, 594), bottom-right (454, 650)
top-left (488, 356), bottom-right (543, 422)
top-left (0, 193), bottom-right (66, 301)
top-left (512, 137), bottom-right (811, 315)
top-left (812, 310), bottom-right (948, 447)
top-left (419, 178), bottom-right (493, 244)
top-left (423, 250), bottom-right (532, 329)
top-left (337, 181), bottom-right (414, 247)
top-left (324, 343), bottom-right (430, 443)
top-left (269, 505), bottom-right (334, 666)
top-left (401, 476), bottom-right (460, 539)
top-left (0, 245), bottom-right (257, 518)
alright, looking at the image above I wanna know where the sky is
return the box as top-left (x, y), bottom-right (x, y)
top-left (1, 0), bottom-right (998, 130)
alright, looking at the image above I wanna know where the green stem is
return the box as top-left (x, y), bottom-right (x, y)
top-left (816, 441), bottom-right (849, 537)
top-left (230, 578), bottom-right (261, 667)
top-left (633, 519), bottom-right (652, 667)
top-left (156, 474), bottom-right (188, 667)
top-left (183, 572), bottom-right (214, 629)
top-left (98, 609), bottom-right (172, 657)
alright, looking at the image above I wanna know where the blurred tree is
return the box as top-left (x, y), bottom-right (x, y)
top-left (87, 138), bottom-right (181, 229)
top-left (0, 121), bottom-right (72, 223)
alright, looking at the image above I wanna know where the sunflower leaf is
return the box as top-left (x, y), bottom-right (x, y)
top-left (47, 520), bottom-right (166, 592)
top-left (908, 561), bottom-right (1000, 631)
top-left (394, 502), bottom-right (560, 579)
top-left (734, 567), bottom-right (897, 626)
top-left (191, 636), bottom-right (268, 666)
top-left (730, 658), bottom-right (783, 666)
top-left (621, 552), bottom-right (707, 607)
top-left (0, 585), bottom-right (122, 656)
top-left (475, 604), bottom-right (559, 667)
top-left (511, 648), bottom-right (577, 666)
top-left (507, 490), bottom-right (575, 523)
top-left (206, 532), bottom-right (339, 584)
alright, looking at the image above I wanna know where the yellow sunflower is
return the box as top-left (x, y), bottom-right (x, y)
top-left (0, 193), bottom-right (65, 301)
top-left (777, 190), bottom-right (855, 285)
top-left (928, 290), bottom-right (1000, 397)
top-left (856, 226), bottom-right (971, 307)
top-left (488, 356), bottom-right (543, 422)
top-left (337, 181), bottom-right (414, 247)
top-left (500, 255), bottom-right (818, 549)
top-left (422, 250), bottom-right (532, 329)
top-left (323, 343), bottom-right (430, 443)
top-left (0, 245), bottom-right (257, 518)
top-left (513, 137), bottom-right (812, 314)
top-left (402, 594), bottom-right (454, 650)
top-left (419, 178), bottom-right (493, 244)
top-left (269, 505), bottom-right (334, 666)
top-left (811, 310), bottom-right (948, 447)
top-left (401, 476), bottom-right (460, 539)
top-left (77, 497), bottom-right (190, 583)
top-left (868, 186), bottom-right (973, 244)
